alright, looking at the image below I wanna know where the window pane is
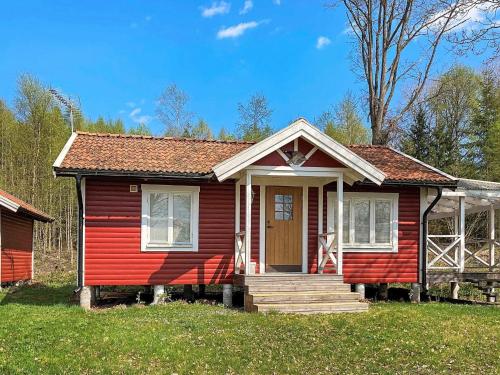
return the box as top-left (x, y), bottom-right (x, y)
top-left (275, 211), bottom-right (284, 220)
top-left (343, 201), bottom-right (350, 243)
top-left (150, 193), bottom-right (169, 243)
top-left (275, 203), bottom-right (283, 212)
top-left (173, 194), bottom-right (191, 243)
top-left (375, 200), bottom-right (391, 243)
top-left (354, 200), bottom-right (370, 243)
top-left (275, 194), bottom-right (284, 203)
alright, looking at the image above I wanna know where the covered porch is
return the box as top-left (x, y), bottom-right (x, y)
top-left (233, 169), bottom-right (345, 276)
top-left (426, 178), bottom-right (500, 301)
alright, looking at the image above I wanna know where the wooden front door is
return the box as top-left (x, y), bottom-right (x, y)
top-left (265, 186), bottom-right (303, 272)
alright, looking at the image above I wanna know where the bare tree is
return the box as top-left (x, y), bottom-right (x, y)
top-left (156, 83), bottom-right (194, 137)
top-left (447, 1), bottom-right (499, 57)
top-left (334, 0), bottom-right (487, 144)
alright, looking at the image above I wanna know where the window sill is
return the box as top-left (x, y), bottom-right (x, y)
top-left (141, 245), bottom-right (198, 252)
top-left (343, 245), bottom-right (397, 253)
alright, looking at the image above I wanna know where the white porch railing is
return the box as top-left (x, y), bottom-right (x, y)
top-left (235, 231), bottom-right (246, 274)
top-left (318, 232), bottom-right (337, 274)
top-left (464, 239), bottom-right (500, 270)
top-left (427, 234), bottom-right (462, 271)
top-left (427, 235), bottom-right (499, 272)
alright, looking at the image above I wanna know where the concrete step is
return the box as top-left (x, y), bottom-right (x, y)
top-left (250, 291), bottom-right (361, 304)
top-left (254, 301), bottom-right (369, 314)
top-left (246, 283), bottom-right (351, 293)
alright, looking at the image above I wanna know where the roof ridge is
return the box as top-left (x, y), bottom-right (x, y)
top-left (347, 144), bottom-right (389, 148)
top-left (75, 131), bottom-right (256, 145)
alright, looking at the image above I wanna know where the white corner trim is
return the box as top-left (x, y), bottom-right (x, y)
top-left (0, 196), bottom-right (20, 213)
top-left (327, 191), bottom-right (399, 253)
top-left (81, 177), bottom-right (86, 285)
top-left (389, 147), bottom-right (457, 181)
top-left (140, 184), bottom-right (200, 252)
top-left (212, 118), bottom-right (386, 185)
top-left (53, 132), bottom-right (77, 168)
top-left (259, 185), bottom-right (266, 274)
top-left (302, 185), bottom-right (309, 273)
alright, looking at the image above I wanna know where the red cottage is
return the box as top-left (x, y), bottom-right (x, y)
top-left (0, 189), bottom-right (53, 284)
top-left (53, 119), bottom-right (455, 312)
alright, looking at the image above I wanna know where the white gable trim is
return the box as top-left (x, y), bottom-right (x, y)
top-left (53, 132), bottom-right (78, 168)
top-left (0, 195), bottom-right (20, 213)
top-left (213, 118), bottom-right (386, 185)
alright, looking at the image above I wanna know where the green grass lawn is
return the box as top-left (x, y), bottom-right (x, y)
top-left (0, 281), bottom-right (499, 375)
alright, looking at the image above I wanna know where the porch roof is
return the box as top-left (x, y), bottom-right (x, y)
top-left (429, 178), bottom-right (500, 220)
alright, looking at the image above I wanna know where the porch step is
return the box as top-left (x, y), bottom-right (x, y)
top-left (253, 302), bottom-right (369, 314)
top-left (250, 291), bottom-right (361, 304)
top-left (246, 283), bottom-right (352, 293)
top-left (238, 274), bottom-right (368, 314)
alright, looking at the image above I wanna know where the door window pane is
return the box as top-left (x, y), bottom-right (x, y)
top-left (173, 194), bottom-right (191, 243)
top-left (274, 194), bottom-right (293, 221)
top-left (375, 200), bottom-right (391, 243)
top-left (343, 200), bottom-right (350, 243)
top-left (150, 193), bottom-right (169, 243)
top-left (354, 200), bottom-right (370, 243)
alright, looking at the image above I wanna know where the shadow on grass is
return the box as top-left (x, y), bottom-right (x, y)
top-left (0, 282), bottom-right (76, 307)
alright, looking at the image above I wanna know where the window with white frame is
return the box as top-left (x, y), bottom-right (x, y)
top-left (141, 185), bottom-right (199, 251)
top-left (328, 192), bottom-right (398, 252)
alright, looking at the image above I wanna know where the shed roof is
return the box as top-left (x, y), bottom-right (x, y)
top-left (0, 188), bottom-right (54, 222)
top-left (53, 131), bottom-right (454, 185)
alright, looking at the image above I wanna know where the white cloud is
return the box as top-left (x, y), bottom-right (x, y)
top-left (273, 0), bottom-right (281, 5)
top-left (145, 15), bottom-right (152, 22)
top-left (129, 107), bottom-right (152, 124)
top-left (201, 1), bottom-right (231, 18)
top-left (239, 0), bottom-right (253, 15)
top-left (316, 36), bottom-right (331, 49)
top-left (217, 20), bottom-right (260, 39)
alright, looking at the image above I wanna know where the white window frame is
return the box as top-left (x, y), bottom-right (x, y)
top-left (141, 184), bottom-right (200, 252)
top-left (327, 192), bottom-right (398, 253)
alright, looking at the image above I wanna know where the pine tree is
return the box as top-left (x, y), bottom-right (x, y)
top-left (191, 119), bottom-right (213, 139)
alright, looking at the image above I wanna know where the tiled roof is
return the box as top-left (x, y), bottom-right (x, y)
top-left (57, 132), bottom-right (254, 175)
top-left (0, 188), bottom-right (54, 222)
top-left (55, 132), bottom-right (454, 185)
top-left (347, 145), bottom-right (453, 183)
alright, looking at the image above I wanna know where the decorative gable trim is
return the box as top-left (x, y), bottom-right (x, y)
top-left (213, 118), bottom-right (386, 185)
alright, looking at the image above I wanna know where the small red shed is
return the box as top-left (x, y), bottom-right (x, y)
top-left (53, 119), bottom-right (457, 312)
top-left (0, 189), bottom-right (53, 284)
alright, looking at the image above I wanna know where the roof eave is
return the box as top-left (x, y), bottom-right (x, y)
top-left (54, 167), bottom-right (215, 180)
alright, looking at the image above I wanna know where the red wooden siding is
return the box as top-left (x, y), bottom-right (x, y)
top-left (1, 209), bottom-right (33, 282)
top-left (325, 185), bottom-right (420, 283)
top-left (307, 187), bottom-right (319, 274)
top-left (302, 149), bottom-right (345, 168)
top-left (252, 152), bottom-right (287, 166)
top-left (239, 185), bottom-right (260, 273)
top-left (298, 137), bottom-right (314, 155)
top-left (84, 178), bottom-right (235, 286)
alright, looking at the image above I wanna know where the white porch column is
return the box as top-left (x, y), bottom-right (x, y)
top-left (459, 196), bottom-right (465, 272)
top-left (489, 205), bottom-right (495, 269)
top-left (317, 184), bottom-right (323, 270)
top-left (245, 171), bottom-right (252, 274)
top-left (336, 175), bottom-right (343, 275)
top-left (235, 179), bottom-right (241, 270)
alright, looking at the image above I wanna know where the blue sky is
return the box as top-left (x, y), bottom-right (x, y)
top-left (0, 1), bottom-right (492, 135)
